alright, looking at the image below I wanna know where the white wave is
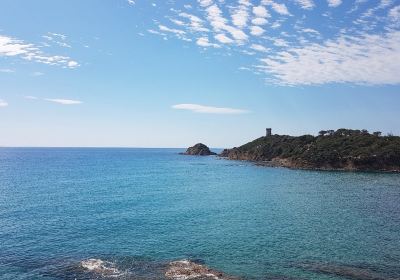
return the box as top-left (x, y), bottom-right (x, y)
top-left (80, 258), bottom-right (123, 277)
top-left (165, 259), bottom-right (229, 280)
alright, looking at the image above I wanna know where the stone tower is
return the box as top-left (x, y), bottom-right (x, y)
top-left (266, 128), bottom-right (272, 137)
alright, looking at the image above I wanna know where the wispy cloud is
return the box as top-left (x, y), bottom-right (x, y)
top-left (260, 30), bottom-right (400, 85)
top-left (138, 1), bottom-right (400, 86)
top-left (24, 96), bottom-right (39, 100)
top-left (327, 0), bottom-right (342, 7)
top-left (42, 32), bottom-right (71, 48)
top-left (250, 44), bottom-right (269, 52)
top-left (196, 37), bottom-right (220, 48)
top-left (44, 98), bottom-right (83, 105)
top-left (31, 72), bottom-right (44, 77)
top-left (172, 104), bottom-right (248, 114)
top-left (231, 1), bottom-right (251, 28)
top-left (0, 34), bottom-right (79, 68)
top-left (24, 96), bottom-right (82, 105)
top-left (0, 68), bottom-right (15, 73)
top-left (159, 25), bottom-right (186, 35)
top-left (295, 0), bottom-right (315, 10)
top-left (262, 0), bottom-right (291, 15)
top-left (0, 99), bottom-right (8, 107)
top-left (389, 5), bottom-right (400, 22)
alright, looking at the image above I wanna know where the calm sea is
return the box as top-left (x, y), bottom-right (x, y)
top-left (0, 148), bottom-right (399, 280)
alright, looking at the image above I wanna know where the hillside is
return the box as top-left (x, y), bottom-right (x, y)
top-left (219, 129), bottom-right (400, 172)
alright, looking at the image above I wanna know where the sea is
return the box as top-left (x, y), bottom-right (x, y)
top-left (0, 148), bottom-right (399, 280)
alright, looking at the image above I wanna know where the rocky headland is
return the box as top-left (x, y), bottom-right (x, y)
top-left (182, 143), bottom-right (217, 156)
top-left (219, 129), bottom-right (400, 172)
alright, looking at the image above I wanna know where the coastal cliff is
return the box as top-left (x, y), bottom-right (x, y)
top-left (220, 129), bottom-right (400, 172)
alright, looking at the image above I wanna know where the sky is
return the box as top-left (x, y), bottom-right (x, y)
top-left (0, 0), bottom-right (399, 148)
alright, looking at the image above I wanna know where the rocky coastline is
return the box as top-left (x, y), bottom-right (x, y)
top-left (218, 129), bottom-right (400, 173)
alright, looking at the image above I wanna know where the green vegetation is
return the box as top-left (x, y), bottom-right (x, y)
top-left (220, 129), bottom-right (400, 172)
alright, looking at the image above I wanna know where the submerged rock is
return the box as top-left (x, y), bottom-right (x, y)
top-left (165, 260), bottom-right (237, 280)
top-left (299, 262), bottom-right (397, 280)
top-left (182, 143), bottom-right (216, 156)
top-left (80, 258), bottom-right (122, 277)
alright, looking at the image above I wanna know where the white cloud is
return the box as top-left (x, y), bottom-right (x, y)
top-left (67, 61), bottom-right (79, 68)
top-left (31, 71), bottom-right (44, 76)
top-left (138, 0), bottom-right (400, 87)
top-left (0, 68), bottom-right (15, 73)
top-left (272, 38), bottom-right (288, 47)
top-left (148, 29), bottom-right (165, 36)
top-left (170, 19), bottom-right (185, 26)
top-left (127, 0), bottom-right (135, 5)
top-left (25, 96), bottom-right (83, 105)
top-left (25, 96), bottom-right (39, 100)
top-left (359, 0), bottom-right (392, 19)
top-left (231, 4), bottom-right (249, 28)
top-left (0, 34), bottom-right (79, 68)
top-left (238, 0), bottom-right (252, 6)
top-left (250, 44), bottom-right (269, 52)
top-left (302, 28), bottom-right (320, 34)
top-left (172, 104), bottom-right (248, 114)
top-left (179, 13), bottom-right (209, 32)
top-left (215, 33), bottom-right (234, 44)
top-left (0, 35), bottom-right (32, 56)
top-left (295, 0), bottom-right (315, 10)
top-left (250, 26), bottom-right (265, 36)
top-left (45, 98), bottom-right (83, 105)
top-left (42, 32), bottom-right (71, 48)
top-left (262, 0), bottom-right (290, 15)
top-left (205, 4), bottom-right (228, 30)
top-left (196, 37), bottom-right (220, 48)
top-left (0, 99), bottom-right (8, 107)
top-left (159, 25), bottom-right (186, 35)
top-left (271, 21), bottom-right (282, 29)
top-left (253, 6), bottom-right (270, 18)
top-left (198, 0), bottom-right (213, 8)
top-left (252, 17), bottom-right (268, 25)
top-left (204, 4), bottom-right (248, 43)
top-left (327, 0), bottom-right (342, 7)
top-left (389, 5), bottom-right (400, 21)
top-left (260, 30), bottom-right (400, 85)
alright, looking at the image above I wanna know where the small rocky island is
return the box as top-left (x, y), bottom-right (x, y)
top-left (182, 143), bottom-right (216, 156)
top-left (220, 128), bottom-right (400, 172)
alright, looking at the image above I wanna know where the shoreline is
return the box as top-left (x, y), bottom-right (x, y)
top-left (218, 156), bottom-right (400, 174)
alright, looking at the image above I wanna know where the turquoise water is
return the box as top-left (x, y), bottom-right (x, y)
top-left (0, 148), bottom-right (399, 280)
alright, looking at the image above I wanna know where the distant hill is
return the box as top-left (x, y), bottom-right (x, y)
top-left (220, 129), bottom-right (400, 172)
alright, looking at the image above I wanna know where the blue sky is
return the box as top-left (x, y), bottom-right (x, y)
top-left (0, 0), bottom-right (399, 147)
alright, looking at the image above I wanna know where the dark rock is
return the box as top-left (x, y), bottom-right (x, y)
top-left (182, 143), bottom-right (216, 156)
top-left (165, 260), bottom-right (239, 280)
top-left (298, 262), bottom-right (397, 280)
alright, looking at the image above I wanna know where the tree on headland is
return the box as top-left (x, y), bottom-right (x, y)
top-left (220, 128), bottom-right (400, 172)
top-left (373, 131), bottom-right (382, 137)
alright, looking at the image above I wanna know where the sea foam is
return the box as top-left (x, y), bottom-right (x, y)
top-left (80, 258), bottom-right (123, 277)
top-left (165, 259), bottom-right (237, 280)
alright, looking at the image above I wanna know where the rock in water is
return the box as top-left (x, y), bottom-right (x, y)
top-left (182, 143), bottom-right (216, 156)
top-left (165, 260), bottom-right (237, 280)
top-left (80, 259), bottom-right (122, 277)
